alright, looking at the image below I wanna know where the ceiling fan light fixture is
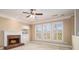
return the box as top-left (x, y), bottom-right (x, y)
top-left (30, 15), bottom-right (35, 18)
top-left (22, 9), bottom-right (43, 20)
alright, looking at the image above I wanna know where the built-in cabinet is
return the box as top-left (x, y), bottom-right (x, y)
top-left (21, 29), bottom-right (30, 44)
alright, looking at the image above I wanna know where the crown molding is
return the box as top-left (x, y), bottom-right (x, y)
top-left (29, 14), bottom-right (74, 24)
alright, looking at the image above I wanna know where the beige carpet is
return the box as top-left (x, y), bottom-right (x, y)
top-left (11, 41), bottom-right (72, 50)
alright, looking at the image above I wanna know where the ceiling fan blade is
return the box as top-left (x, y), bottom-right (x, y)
top-left (35, 13), bottom-right (43, 15)
top-left (26, 15), bottom-right (30, 18)
top-left (23, 11), bottom-right (30, 14)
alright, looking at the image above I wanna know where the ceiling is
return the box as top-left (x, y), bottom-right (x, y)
top-left (0, 9), bottom-right (74, 24)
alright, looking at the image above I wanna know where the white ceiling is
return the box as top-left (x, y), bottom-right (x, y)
top-left (0, 9), bottom-right (74, 24)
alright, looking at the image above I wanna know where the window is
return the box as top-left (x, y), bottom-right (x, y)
top-left (43, 23), bottom-right (51, 41)
top-left (53, 22), bottom-right (63, 40)
top-left (35, 24), bottom-right (42, 40)
top-left (35, 21), bottom-right (63, 41)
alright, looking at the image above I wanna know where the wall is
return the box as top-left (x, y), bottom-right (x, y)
top-left (30, 16), bottom-right (74, 45)
top-left (71, 10), bottom-right (79, 50)
top-left (0, 16), bottom-right (29, 46)
top-left (76, 9), bottom-right (79, 36)
top-left (0, 31), bottom-right (4, 47)
top-left (29, 24), bottom-right (35, 41)
top-left (0, 17), bottom-right (24, 31)
top-left (63, 16), bottom-right (74, 45)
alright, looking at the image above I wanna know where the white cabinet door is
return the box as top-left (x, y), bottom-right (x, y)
top-left (21, 29), bottom-right (29, 44)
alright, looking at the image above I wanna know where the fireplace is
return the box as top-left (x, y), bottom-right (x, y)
top-left (7, 35), bottom-right (20, 46)
top-left (4, 35), bottom-right (24, 49)
top-left (3, 31), bottom-right (24, 49)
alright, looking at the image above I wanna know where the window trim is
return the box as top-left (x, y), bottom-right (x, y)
top-left (35, 21), bottom-right (64, 42)
top-left (52, 21), bottom-right (64, 42)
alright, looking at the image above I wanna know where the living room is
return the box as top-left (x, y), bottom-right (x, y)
top-left (0, 9), bottom-right (78, 50)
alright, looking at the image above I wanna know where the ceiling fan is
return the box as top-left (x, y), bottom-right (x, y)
top-left (22, 9), bottom-right (43, 18)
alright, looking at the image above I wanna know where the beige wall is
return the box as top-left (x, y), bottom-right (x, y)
top-left (63, 16), bottom-right (74, 45)
top-left (30, 16), bottom-right (74, 45)
top-left (0, 31), bottom-right (4, 47)
top-left (0, 17), bottom-right (29, 46)
top-left (76, 10), bottom-right (79, 36)
top-left (0, 17), bottom-right (25, 31)
top-left (29, 24), bottom-right (35, 41)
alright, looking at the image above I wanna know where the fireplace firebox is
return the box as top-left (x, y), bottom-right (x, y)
top-left (7, 35), bottom-right (20, 45)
